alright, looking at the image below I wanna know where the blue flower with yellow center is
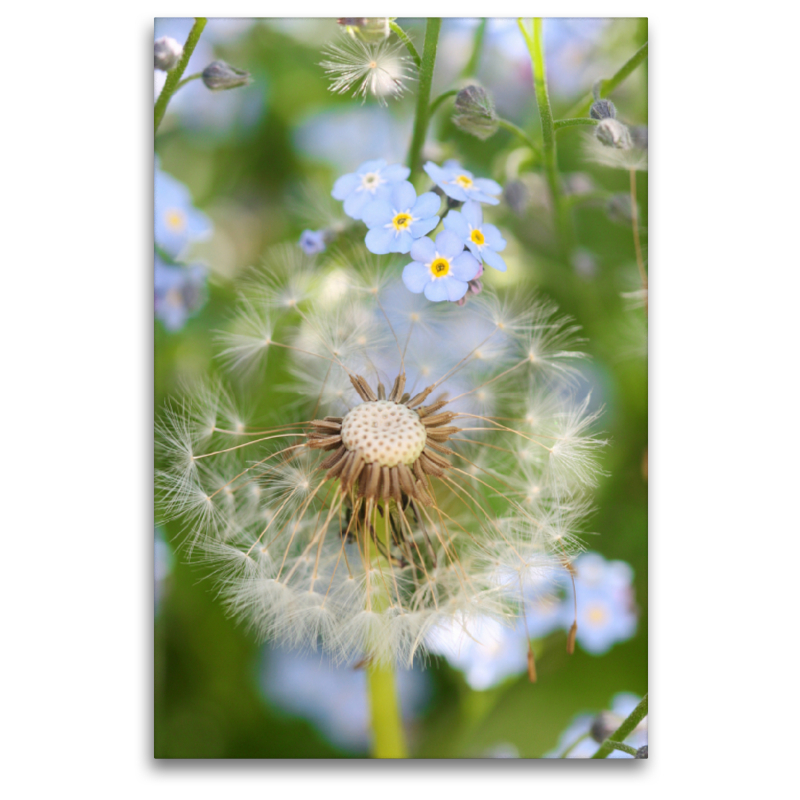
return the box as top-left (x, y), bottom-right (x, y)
top-left (444, 201), bottom-right (508, 272)
top-left (424, 159), bottom-right (503, 205)
top-left (154, 254), bottom-right (207, 331)
top-left (362, 181), bottom-right (441, 255)
top-left (298, 229), bottom-right (328, 255)
top-left (154, 168), bottom-right (212, 260)
top-left (401, 230), bottom-right (481, 302)
top-left (331, 158), bottom-right (411, 221)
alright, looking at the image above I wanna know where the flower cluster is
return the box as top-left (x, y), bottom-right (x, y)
top-left (154, 165), bottom-right (211, 331)
top-left (156, 251), bottom-right (605, 667)
top-left (313, 157), bottom-right (508, 305)
top-left (426, 552), bottom-right (638, 690)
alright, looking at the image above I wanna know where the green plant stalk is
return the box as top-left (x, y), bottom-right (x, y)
top-left (429, 89), bottom-right (457, 116)
top-left (406, 18), bottom-right (442, 177)
top-left (154, 18), bottom-right (207, 135)
top-left (176, 72), bottom-right (202, 91)
top-left (606, 741), bottom-right (639, 757)
top-left (554, 118), bottom-right (599, 130)
top-left (497, 117), bottom-right (541, 155)
top-left (563, 42), bottom-right (648, 119)
top-left (389, 21), bottom-right (421, 69)
top-left (461, 17), bottom-right (487, 77)
top-left (366, 502), bottom-right (408, 759)
top-left (592, 693), bottom-right (648, 758)
top-left (519, 18), bottom-right (572, 258)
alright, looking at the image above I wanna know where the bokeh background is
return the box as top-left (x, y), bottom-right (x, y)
top-left (154, 16), bottom-right (647, 759)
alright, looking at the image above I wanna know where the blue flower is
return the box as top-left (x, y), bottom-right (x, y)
top-left (154, 168), bottom-right (212, 259)
top-left (259, 645), bottom-right (432, 753)
top-left (154, 254), bottom-right (207, 331)
top-left (402, 230), bottom-right (481, 302)
top-left (331, 158), bottom-right (411, 220)
top-left (424, 159), bottom-right (503, 205)
top-left (298, 229), bottom-right (327, 255)
top-left (362, 181), bottom-right (441, 254)
top-left (444, 201), bottom-right (508, 272)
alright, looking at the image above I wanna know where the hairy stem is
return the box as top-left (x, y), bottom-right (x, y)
top-left (606, 740), bottom-right (640, 757)
top-left (497, 117), bottom-right (541, 155)
top-left (519, 18), bottom-right (572, 258)
top-left (406, 18), bottom-right (442, 177)
top-left (592, 693), bottom-right (648, 758)
top-left (154, 18), bottom-right (207, 135)
top-left (389, 21), bottom-right (421, 69)
top-left (564, 41), bottom-right (648, 119)
top-left (366, 501), bottom-right (408, 758)
top-left (630, 168), bottom-right (648, 313)
top-left (429, 89), bottom-right (457, 116)
top-left (554, 117), bottom-right (599, 130)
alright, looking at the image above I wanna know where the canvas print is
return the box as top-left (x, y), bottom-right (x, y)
top-left (154, 16), bottom-right (648, 759)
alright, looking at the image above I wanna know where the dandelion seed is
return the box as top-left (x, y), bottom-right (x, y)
top-left (320, 35), bottom-right (413, 106)
top-left (157, 257), bottom-right (605, 667)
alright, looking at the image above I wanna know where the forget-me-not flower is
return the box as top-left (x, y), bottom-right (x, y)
top-left (298, 229), bottom-right (328, 255)
top-left (154, 168), bottom-right (212, 260)
top-left (362, 180), bottom-right (440, 255)
top-left (444, 201), bottom-right (508, 272)
top-left (424, 159), bottom-right (503, 205)
top-left (154, 254), bottom-right (207, 331)
top-left (402, 230), bottom-right (481, 302)
top-left (331, 158), bottom-right (410, 220)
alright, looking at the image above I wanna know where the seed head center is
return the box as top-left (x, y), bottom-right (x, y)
top-left (340, 400), bottom-right (427, 467)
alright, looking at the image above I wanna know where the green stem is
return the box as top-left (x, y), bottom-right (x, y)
top-left (558, 731), bottom-right (590, 758)
top-left (606, 741), bottom-right (639, 757)
top-left (176, 72), bottom-right (202, 91)
top-left (389, 21), bottom-right (421, 69)
top-left (429, 89), bottom-right (457, 116)
top-left (497, 117), bottom-right (541, 155)
top-left (406, 18), bottom-right (441, 177)
top-left (154, 18), bottom-right (207, 135)
top-left (366, 502), bottom-right (407, 759)
top-left (519, 18), bottom-right (572, 258)
top-left (554, 117), bottom-right (599, 130)
top-left (591, 693), bottom-right (648, 759)
top-left (461, 18), bottom-right (487, 78)
top-left (563, 42), bottom-right (648, 119)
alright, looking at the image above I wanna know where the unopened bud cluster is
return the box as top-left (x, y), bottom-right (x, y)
top-left (452, 85), bottom-right (499, 140)
top-left (202, 61), bottom-right (252, 91)
top-left (595, 118), bottom-right (632, 149)
top-left (590, 98), bottom-right (617, 121)
top-left (154, 37), bottom-right (183, 71)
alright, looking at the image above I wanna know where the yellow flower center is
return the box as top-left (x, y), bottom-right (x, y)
top-left (392, 212), bottom-right (411, 231)
top-left (454, 174), bottom-right (473, 189)
top-left (165, 287), bottom-right (183, 308)
top-left (430, 257), bottom-right (450, 278)
top-left (470, 228), bottom-right (485, 246)
top-left (165, 208), bottom-right (186, 232)
top-left (587, 605), bottom-right (608, 625)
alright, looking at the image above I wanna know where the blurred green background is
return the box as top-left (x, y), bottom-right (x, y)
top-left (154, 17), bottom-right (647, 759)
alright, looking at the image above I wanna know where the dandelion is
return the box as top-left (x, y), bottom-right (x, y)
top-left (156, 253), bottom-right (605, 670)
top-left (320, 35), bottom-right (413, 106)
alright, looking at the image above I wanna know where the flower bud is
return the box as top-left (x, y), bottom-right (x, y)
top-left (452, 85), bottom-right (499, 140)
top-left (338, 17), bottom-right (390, 43)
top-left (631, 125), bottom-right (648, 150)
top-left (503, 180), bottom-right (529, 217)
top-left (594, 118), bottom-right (632, 149)
top-left (154, 37), bottom-right (183, 71)
top-left (635, 745), bottom-right (648, 759)
top-left (590, 711), bottom-right (620, 743)
top-left (590, 98), bottom-right (616, 120)
top-left (201, 61), bottom-right (252, 91)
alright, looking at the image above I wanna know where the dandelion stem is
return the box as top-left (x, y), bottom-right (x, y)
top-left (407, 18), bottom-right (442, 177)
top-left (563, 42), bottom-right (649, 120)
top-left (154, 17), bottom-right (207, 135)
top-left (591, 693), bottom-right (648, 758)
top-left (366, 501), bottom-right (408, 758)
top-left (518, 18), bottom-right (572, 259)
top-left (629, 168), bottom-right (648, 314)
top-left (389, 21), bottom-right (421, 69)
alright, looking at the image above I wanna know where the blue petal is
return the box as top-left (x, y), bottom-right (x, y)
top-left (423, 161), bottom-right (446, 183)
top-left (441, 183), bottom-right (469, 203)
top-left (410, 237), bottom-right (436, 263)
top-left (391, 181), bottom-right (417, 211)
top-left (344, 189), bottom-right (372, 220)
top-left (392, 230), bottom-right (414, 254)
top-left (402, 261), bottom-right (431, 293)
top-left (443, 210), bottom-right (469, 241)
top-left (450, 251), bottom-right (481, 281)
top-left (358, 158), bottom-right (387, 174)
top-left (482, 248), bottom-right (508, 272)
top-left (331, 172), bottom-right (359, 200)
top-left (423, 279), bottom-right (451, 302)
top-left (461, 201), bottom-right (483, 229)
top-left (365, 226), bottom-right (396, 254)
top-left (467, 189), bottom-right (500, 205)
top-left (475, 177), bottom-right (503, 196)
top-left (442, 159), bottom-right (465, 175)
top-left (362, 199), bottom-right (393, 228)
top-left (435, 230), bottom-right (465, 260)
top-left (382, 164), bottom-right (411, 183)
top-left (186, 208), bottom-right (212, 240)
top-left (411, 191), bottom-right (441, 219)
top-left (465, 241), bottom-right (481, 260)
top-left (409, 216), bottom-right (439, 238)
top-left (482, 223), bottom-right (507, 251)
